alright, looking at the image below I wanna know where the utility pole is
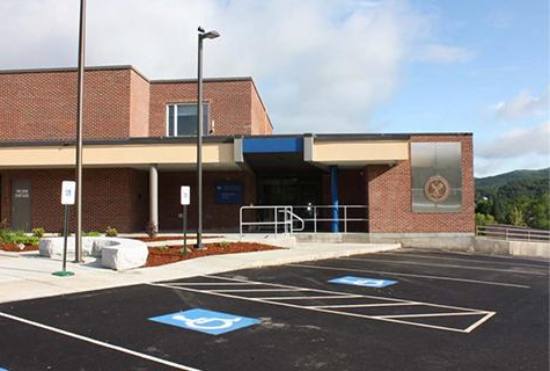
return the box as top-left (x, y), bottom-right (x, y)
top-left (74, 0), bottom-right (86, 262)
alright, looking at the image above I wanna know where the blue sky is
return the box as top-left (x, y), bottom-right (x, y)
top-left (372, 0), bottom-right (549, 176)
top-left (0, 0), bottom-right (548, 176)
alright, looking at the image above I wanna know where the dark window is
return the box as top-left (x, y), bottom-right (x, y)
top-left (166, 103), bottom-right (209, 137)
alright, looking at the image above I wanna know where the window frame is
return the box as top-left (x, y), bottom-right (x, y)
top-left (165, 102), bottom-right (210, 137)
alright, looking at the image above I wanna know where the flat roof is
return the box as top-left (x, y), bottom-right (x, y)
top-left (0, 133), bottom-right (472, 148)
top-left (0, 64), bottom-right (253, 84)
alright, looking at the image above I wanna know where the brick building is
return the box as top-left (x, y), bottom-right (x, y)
top-left (0, 65), bottom-right (474, 241)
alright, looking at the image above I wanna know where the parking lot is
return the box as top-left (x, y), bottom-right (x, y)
top-left (0, 248), bottom-right (548, 370)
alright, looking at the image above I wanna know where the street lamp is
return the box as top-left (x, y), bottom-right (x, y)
top-left (74, 0), bottom-right (87, 262)
top-left (196, 26), bottom-right (220, 249)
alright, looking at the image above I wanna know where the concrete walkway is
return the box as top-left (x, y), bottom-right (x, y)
top-left (0, 242), bottom-right (399, 304)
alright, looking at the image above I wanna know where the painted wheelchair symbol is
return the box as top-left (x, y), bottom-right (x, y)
top-left (340, 277), bottom-right (385, 286)
top-left (172, 313), bottom-right (242, 330)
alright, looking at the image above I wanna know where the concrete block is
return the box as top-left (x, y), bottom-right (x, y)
top-left (101, 239), bottom-right (148, 270)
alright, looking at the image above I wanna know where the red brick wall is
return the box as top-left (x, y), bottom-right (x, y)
top-left (149, 80), bottom-right (254, 137)
top-left (129, 70), bottom-right (150, 137)
top-left (250, 83), bottom-right (272, 135)
top-left (158, 170), bottom-right (256, 232)
top-left (0, 67), bottom-right (271, 142)
top-left (0, 68), bottom-right (132, 141)
top-left (367, 135), bottom-right (474, 233)
top-left (0, 168), bottom-right (148, 233)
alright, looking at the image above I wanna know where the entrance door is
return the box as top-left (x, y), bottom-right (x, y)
top-left (11, 179), bottom-right (32, 231)
top-left (257, 176), bottom-right (321, 231)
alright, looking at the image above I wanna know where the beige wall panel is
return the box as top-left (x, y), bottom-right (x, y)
top-left (313, 140), bottom-right (409, 163)
top-left (0, 143), bottom-right (235, 167)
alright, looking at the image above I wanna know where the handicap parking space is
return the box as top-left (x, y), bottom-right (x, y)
top-left (0, 249), bottom-right (548, 370)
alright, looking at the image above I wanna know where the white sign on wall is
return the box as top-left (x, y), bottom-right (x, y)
top-left (61, 181), bottom-right (76, 205)
top-left (180, 186), bottom-right (191, 206)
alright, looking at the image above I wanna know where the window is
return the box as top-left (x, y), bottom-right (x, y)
top-left (411, 142), bottom-right (462, 212)
top-left (166, 103), bottom-right (209, 137)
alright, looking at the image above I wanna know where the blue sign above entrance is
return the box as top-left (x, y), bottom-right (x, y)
top-left (329, 276), bottom-right (398, 288)
top-left (149, 309), bottom-right (260, 335)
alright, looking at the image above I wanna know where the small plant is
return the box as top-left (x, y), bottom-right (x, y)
top-left (84, 231), bottom-right (102, 237)
top-left (146, 222), bottom-right (158, 238)
top-left (179, 247), bottom-right (188, 256)
top-left (0, 229), bottom-right (39, 246)
top-left (32, 227), bottom-right (45, 238)
top-left (105, 226), bottom-right (118, 237)
top-left (219, 241), bottom-right (231, 249)
top-left (157, 246), bottom-right (169, 252)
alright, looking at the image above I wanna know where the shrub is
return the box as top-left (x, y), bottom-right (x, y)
top-left (83, 231), bottom-right (102, 237)
top-left (475, 213), bottom-right (496, 226)
top-left (0, 229), bottom-right (39, 246)
top-left (105, 226), bottom-right (118, 237)
top-left (145, 222), bottom-right (158, 238)
top-left (32, 227), bottom-right (45, 238)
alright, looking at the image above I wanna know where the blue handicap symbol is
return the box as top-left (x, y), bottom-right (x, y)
top-left (329, 275), bottom-right (397, 288)
top-left (149, 308), bottom-right (260, 335)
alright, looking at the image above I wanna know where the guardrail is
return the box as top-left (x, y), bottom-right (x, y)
top-left (476, 225), bottom-right (550, 242)
top-left (239, 205), bottom-right (368, 235)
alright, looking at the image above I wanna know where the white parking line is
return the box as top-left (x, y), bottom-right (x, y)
top-left (374, 312), bottom-right (489, 319)
top-left (289, 263), bottom-right (531, 288)
top-left (212, 288), bottom-right (306, 293)
top-left (376, 252), bottom-right (550, 270)
top-left (168, 282), bottom-right (261, 286)
top-left (312, 302), bottom-right (422, 309)
top-left (340, 257), bottom-right (547, 276)
top-left (0, 311), bottom-right (202, 371)
top-left (150, 275), bottom-right (496, 334)
top-left (258, 295), bottom-right (362, 300)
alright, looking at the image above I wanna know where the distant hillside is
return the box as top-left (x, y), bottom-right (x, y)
top-left (475, 168), bottom-right (549, 230)
top-left (476, 168), bottom-right (550, 190)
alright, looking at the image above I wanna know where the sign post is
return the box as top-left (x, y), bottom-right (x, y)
top-left (53, 181), bottom-right (76, 277)
top-left (180, 186), bottom-right (190, 253)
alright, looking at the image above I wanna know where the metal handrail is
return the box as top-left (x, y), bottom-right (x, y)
top-left (476, 225), bottom-right (550, 242)
top-left (240, 205), bottom-right (294, 235)
top-left (240, 204), bottom-right (368, 235)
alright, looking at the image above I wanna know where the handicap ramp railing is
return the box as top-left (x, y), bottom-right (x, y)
top-left (239, 204), bottom-right (367, 235)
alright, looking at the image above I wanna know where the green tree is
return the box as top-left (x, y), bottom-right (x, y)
top-left (475, 213), bottom-right (496, 226)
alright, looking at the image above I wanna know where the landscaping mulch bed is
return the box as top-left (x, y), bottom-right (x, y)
top-left (146, 242), bottom-right (279, 267)
top-left (136, 235), bottom-right (221, 242)
top-left (0, 243), bottom-right (39, 252)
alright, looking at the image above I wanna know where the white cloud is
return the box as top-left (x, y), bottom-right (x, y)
top-left (0, 0), bottom-right (462, 133)
top-left (414, 43), bottom-right (474, 63)
top-left (475, 122), bottom-right (550, 176)
top-left (478, 122), bottom-right (550, 159)
top-left (492, 88), bottom-right (549, 120)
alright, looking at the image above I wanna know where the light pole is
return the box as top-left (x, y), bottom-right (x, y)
top-left (196, 26), bottom-right (220, 249)
top-left (74, 0), bottom-right (87, 262)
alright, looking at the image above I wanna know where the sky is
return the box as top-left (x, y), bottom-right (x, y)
top-left (0, 0), bottom-right (548, 176)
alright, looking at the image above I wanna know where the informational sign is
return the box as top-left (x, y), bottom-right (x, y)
top-left (180, 186), bottom-right (190, 205)
top-left (61, 181), bottom-right (76, 205)
top-left (149, 309), bottom-right (260, 335)
top-left (14, 189), bottom-right (29, 198)
top-left (329, 276), bottom-right (397, 288)
top-left (215, 182), bottom-right (242, 204)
